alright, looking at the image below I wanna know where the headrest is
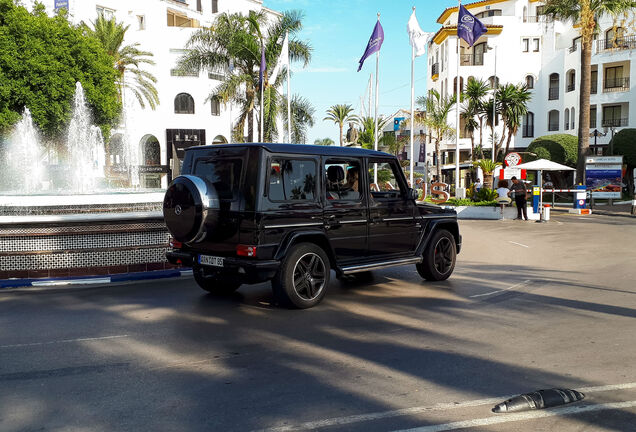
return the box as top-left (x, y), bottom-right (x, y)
top-left (327, 165), bottom-right (345, 182)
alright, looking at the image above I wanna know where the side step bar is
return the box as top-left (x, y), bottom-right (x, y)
top-left (341, 256), bottom-right (422, 275)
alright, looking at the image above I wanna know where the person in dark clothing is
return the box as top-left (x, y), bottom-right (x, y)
top-left (510, 176), bottom-right (528, 220)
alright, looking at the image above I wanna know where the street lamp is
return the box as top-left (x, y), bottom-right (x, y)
top-left (486, 45), bottom-right (497, 162)
top-left (603, 125), bottom-right (616, 155)
top-left (591, 129), bottom-right (607, 155)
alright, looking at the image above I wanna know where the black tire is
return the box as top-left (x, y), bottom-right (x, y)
top-left (193, 266), bottom-right (241, 295)
top-left (416, 229), bottom-right (456, 281)
top-left (272, 243), bottom-right (330, 309)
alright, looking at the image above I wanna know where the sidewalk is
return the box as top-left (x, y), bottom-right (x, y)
top-left (552, 203), bottom-right (635, 218)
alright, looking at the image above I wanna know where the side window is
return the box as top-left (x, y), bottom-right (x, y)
top-left (268, 159), bottom-right (316, 201)
top-left (325, 160), bottom-right (361, 201)
top-left (369, 161), bottom-right (405, 200)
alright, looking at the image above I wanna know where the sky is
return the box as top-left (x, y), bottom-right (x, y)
top-left (264, 0), bottom-right (461, 144)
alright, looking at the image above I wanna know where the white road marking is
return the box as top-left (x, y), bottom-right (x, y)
top-left (254, 382), bottom-right (636, 432)
top-left (508, 241), bottom-right (529, 248)
top-left (391, 400), bottom-right (636, 432)
top-left (469, 280), bottom-right (532, 298)
top-left (0, 335), bottom-right (129, 349)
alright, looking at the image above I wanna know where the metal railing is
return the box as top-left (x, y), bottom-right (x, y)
top-left (548, 123), bottom-right (559, 131)
top-left (548, 87), bottom-right (559, 100)
top-left (603, 77), bottom-right (630, 92)
top-left (431, 63), bottom-right (439, 77)
top-left (460, 54), bottom-right (484, 66)
top-left (596, 36), bottom-right (636, 52)
top-left (170, 68), bottom-right (198, 77)
top-left (525, 15), bottom-right (554, 23)
top-left (568, 44), bottom-right (578, 53)
top-left (602, 118), bottom-right (628, 128)
top-left (567, 83), bottom-right (575, 92)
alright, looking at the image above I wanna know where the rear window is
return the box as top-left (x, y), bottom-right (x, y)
top-left (193, 158), bottom-right (242, 200)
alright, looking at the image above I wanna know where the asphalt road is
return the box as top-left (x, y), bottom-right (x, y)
top-left (1, 213), bottom-right (636, 432)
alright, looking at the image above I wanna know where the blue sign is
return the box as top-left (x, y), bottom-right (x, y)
top-left (394, 117), bottom-right (405, 131)
top-left (55, 0), bottom-right (69, 10)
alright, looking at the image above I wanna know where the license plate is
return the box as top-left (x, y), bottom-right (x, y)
top-left (199, 254), bottom-right (224, 267)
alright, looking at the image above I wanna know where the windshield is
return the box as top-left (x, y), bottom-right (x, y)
top-left (193, 158), bottom-right (242, 200)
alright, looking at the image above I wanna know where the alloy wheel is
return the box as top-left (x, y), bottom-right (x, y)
top-left (292, 252), bottom-right (326, 301)
top-left (433, 237), bottom-right (454, 275)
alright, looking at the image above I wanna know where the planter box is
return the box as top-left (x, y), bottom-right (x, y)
top-left (445, 205), bottom-right (540, 220)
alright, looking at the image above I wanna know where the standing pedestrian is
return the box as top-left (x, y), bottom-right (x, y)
top-left (510, 176), bottom-right (528, 220)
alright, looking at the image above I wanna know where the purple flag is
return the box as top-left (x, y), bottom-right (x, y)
top-left (457, 5), bottom-right (487, 47)
top-left (357, 20), bottom-right (384, 72)
top-left (259, 44), bottom-right (266, 89)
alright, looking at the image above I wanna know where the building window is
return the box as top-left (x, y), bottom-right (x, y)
top-left (591, 69), bottom-right (598, 94)
top-left (488, 75), bottom-right (499, 89)
top-left (565, 108), bottom-right (570, 130)
top-left (548, 73), bottom-right (559, 100)
top-left (174, 93), bottom-right (195, 114)
top-left (96, 6), bottom-right (115, 20)
top-left (522, 38), bottom-right (529, 52)
top-left (590, 106), bottom-right (597, 128)
top-left (137, 15), bottom-right (145, 30)
top-left (475, 9), bottom-right (502, 18)
top-left (525, 75), bottom-right (534, 89)
top-left (605, 26), bottom-right (625, 49)
top-left (453, 76), bottom-right (464, 96)
top-left (548, 110), bottom-right (559, 131)
top-left (523, 6), bottom-right (528, 22)
top-left (197, 0), bottom-right (202, 12)
top-left (167, 10), bottom-right (194, 27)
top-left (602, 105), bottom-right (623, 127)
top-left (211, 0), bottom-right (219, 13)
top-left (533, 38), bottom-right (540, 52)
top-left (571, 107), bottom-right (575, 130)
top-left (604, 66), bottom-right (625, 89)
top-left (211, 97), bottom-right (220, 116)
top-left (566, 70), bottom-right (576, 92)
top-left (522, 112), bottom-right (534, 137)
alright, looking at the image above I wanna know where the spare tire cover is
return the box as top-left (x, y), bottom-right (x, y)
top-left (163, 175), bottom-right (211, 243)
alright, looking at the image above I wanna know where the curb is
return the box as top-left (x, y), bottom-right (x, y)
top-left (0, 269), bottom-right (193, 289)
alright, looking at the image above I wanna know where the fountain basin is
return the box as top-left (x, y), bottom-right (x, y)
top-left (0, 192), bottom-right (179, 279)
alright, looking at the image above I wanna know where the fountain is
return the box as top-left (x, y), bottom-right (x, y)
top-left (0, 83), bottom-right (171, 283)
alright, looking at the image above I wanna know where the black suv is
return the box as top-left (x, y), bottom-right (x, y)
top-left (163, 144), bottom-right (461, 308)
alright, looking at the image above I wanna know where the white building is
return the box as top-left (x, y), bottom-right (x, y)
top-left (426, 0), bottom-right (635, 186)
top-left (37, 0), bottom-right (280, 188)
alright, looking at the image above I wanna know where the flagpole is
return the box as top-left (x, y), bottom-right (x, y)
top-left (492, 46), bottom-right (497, 162)
top-left (260, 39), bottom-right (264, 143)
top-left (455, 0), bottom-right (461, 196)
top-left (410, 6), bottom-right (416, 188)
top-left (285, 32), bottom-right (291, 143)
top-left (373, 12), bottom-right (380, 185)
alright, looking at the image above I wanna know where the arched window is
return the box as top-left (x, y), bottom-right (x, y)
top-left (488, 75), bottom-right (499, 89)
top-left (523, 6), bottom-right (528, 22)
top-left (571, 107), bottom-right (575, 130)
top-left (211, 96), bottom-right (220, 116)
top-left (453, 77), bottom-right (464, 96)
top-left (174, 93), bottom-right (195, 114)
top-left (548, 110), bottom-right (559, 131)
top-left (525, 75), bottom-right (534, 89)
top-left (605, 26), bottom-right (625, 49)
top-left (566, 69), bottom-right (576, 92)
top-left (522, 112), bottom-right (534, 137)
top-left (141, 135), bottom-right (161, 166)
top-left (213, 135), bottom-right (228, 144)
top-left (548, 73), bottom-right (559, 100)
top-left (565, 108), bottom-right (570, 130)
top-left (473, 42), bottom-right (486, 66)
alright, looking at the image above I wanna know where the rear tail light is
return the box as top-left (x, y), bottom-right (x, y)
top-left (169, 238), bottom-right (183, 249)
top-left (236, 244), bottom-right (257, 257)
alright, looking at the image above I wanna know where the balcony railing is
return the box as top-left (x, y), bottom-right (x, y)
top-left (171, 68), bottom-right (198, 77)
top-left (431, 62), bottom-right (439, 77)
top-left (604, 77), bottom-right (630, 92)
top-left (602, 118), bottom-right (628, 128)
top-left (548, 123), bottom-right (559, 131)
top-left (596, 36), bottom-right (636, 52)
top-left (567, 83), bottom-right (575, 92)
top-left (460, 54), bottom-right (484, 66)
top-left (568, 44), bottom-right (578, 53)
top-left (548, 87), bottom-right (559, 100)
top-left (524, 15), bottom-right (554, 23)
top-left (522, 125), bottom-right (534, 138)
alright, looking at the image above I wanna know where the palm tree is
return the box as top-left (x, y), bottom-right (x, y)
top-left (324, 104), bottom-right (358, 146)
top-left (461, 103), bottom-right (479, 161)
top-left (179, 10), bottom-right (311, 142)
top-left (281, 94), bottom-right (315, 144)
top-left (83, 15), bottom-right (159, 109)
top-left (314, 138), bottom-right (334, 146)
top-left (355, 116), bottom-right (391, 150)
top-left (503, 84), bottom-right (532, 156)
top-left (463, 77), bottom-right (490, 154)
top-left (417, 90), bottom-right (456, 180)
top-left (473, 159), bottom-right (499, 190)
top-left (543, 0), bottom-right (636, 183)
top-left (480, 98), bottom-right (498, 160)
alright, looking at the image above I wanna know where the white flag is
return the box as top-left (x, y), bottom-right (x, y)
top-left (269, 33), bottom-right (289, 83)
top-left (407, 10), bottom-right (427, 57)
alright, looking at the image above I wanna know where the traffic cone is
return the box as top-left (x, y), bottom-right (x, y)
top-left (492, 388), bottom-right (585, 413)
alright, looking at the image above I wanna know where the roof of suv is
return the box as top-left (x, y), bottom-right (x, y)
top-left (192, 143), bottom-right (393, 158)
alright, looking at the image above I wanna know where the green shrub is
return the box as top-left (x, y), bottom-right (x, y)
top-left (477, 187), bottom-right (498, 201)
top-left (527, 134), bottom-right (578, 167)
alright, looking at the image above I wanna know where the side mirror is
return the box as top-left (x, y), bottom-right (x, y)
top-left (407, 188), bottom-right (418, 200)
